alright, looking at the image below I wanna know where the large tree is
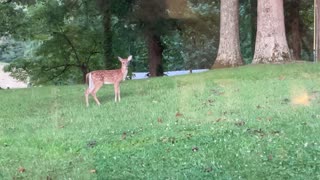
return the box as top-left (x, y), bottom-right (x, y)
top-left (252, 0), bottom-right (291, 64)
top-left (134, 0), bottom-right (168, 77)
top-left (96, 0), bottom-right (114, 69)
top-left (213, 0), bottom-right (243, 68)
top-left (316, 0), bottom-right (320, 61)
top-left (285, 0), bottom-right (302, 60)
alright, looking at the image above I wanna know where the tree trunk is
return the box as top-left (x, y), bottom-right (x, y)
top-left (291, 0), bottom-right (301, 60)
top-left (103, 4), bottom-right (115, 69)
top-left (253, 0), bottom-right (291, 64)
top-left (213, 0), bottom-right (243, 69)
top-left (147, 32), bottom-right (164, 77)
top-left (96, 0), bottom-right (114, 69)
top-left (251, 0), bottom-right (257, 55)
top-left (81, 65), bottom-right (88, 84)
top-left (287, 0), bottom-right (301, 60)
top-left (317, 0), bottom-right (320, 61)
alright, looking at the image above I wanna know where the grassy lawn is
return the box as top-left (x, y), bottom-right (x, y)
top-left (1, 63), bottom-right (320, 179)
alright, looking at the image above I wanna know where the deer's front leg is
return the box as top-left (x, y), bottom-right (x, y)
top-left (118, 86), bottom-right (121, 102)
top-left (114, 83), bottom-right (120, 102)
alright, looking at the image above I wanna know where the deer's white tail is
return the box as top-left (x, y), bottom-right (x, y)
top-left (87, 73), bottom-right (95, 93)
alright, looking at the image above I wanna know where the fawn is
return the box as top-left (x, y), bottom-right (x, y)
top-left (85, 55), bottom-right (132, 106)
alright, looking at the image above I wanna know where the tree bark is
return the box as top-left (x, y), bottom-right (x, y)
top-left (251, 0), bottom-right (257, 55)
top-left (252, 0), bottom-right (291, 64)
top-left (213, 0), bottom-right (243, 69)
top-left (147, 32), bottom-right (164, 77)
top-left (287, 0), bottom-right (301, 60)
top-left (103, 3), bottom-right (115, 69)
top-left (81, 65), bottom-right (89, 83)
top-left (316, 0), bottom-right (320, 61)
top-left (96, 0), bottom-right (114, 69)
top-left (291, 1), bottom-right (301, 60)
top-left (135, 0), bottom-right (167, 77)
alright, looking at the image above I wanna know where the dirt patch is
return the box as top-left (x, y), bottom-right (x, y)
top-left (0, 63), bottom-right (27, 89)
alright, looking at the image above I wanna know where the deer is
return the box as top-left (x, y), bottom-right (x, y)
top-left (85, 55), bottom-right (132, 106)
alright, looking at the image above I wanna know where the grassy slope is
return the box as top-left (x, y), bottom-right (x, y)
top-left (1, 63), bottom-right (320, 179)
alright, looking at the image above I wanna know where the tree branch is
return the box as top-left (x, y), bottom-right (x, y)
top-left (45, 65), bottom-right (69, 83)
top-left (42, 63), bottom-right (80, 72)
top-left (52, 31), bottom-right (82, 65)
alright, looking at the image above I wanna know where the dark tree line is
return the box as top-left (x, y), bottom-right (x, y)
top-left (0, 0), bottom-right (317, 85)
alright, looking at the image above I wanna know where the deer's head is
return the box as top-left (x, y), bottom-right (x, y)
top-left (118, 55), bottom-right (132, 69)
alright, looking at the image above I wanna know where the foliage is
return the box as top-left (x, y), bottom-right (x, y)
top-left (4, 0), bottom-right (105, 85)
top-left (0, 36), bottom-right (26, 62)
top-left (180, 0), bottom-right (220, 69)
top-left (1, 64), bottom-right (320, 178)
top-left (0, 2), bottom-right (30, 63)
top-left (284, 0), bottom-right (314, 61)
top-left (0, 0), bottom-right (318, 84)
top-left (162, 31), bottom-right (184, 71)
top-left (296, 1), bottom-right (314, 61)
top-left (239, 0), bottom-right (256, 64)
top-left (111, 13), bottom-right (148, 72)
top-left (0, 2), bottom-right (26, 36)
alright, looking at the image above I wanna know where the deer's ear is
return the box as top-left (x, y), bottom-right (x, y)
top-left (118, 57), bottom-right (123, 61)
top-left (128, 55), bottom-right (132, 61)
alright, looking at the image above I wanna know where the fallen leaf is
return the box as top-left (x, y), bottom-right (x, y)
top-left (87, 140), bottom-right (97, 148)
top-left (192, 146), bottom-right (199, 152)
top-left (122, 132), bottom-right (127, 140)
top-left (211, 89), bottom-right (224, 96)
top-left (159, 137), bottom-right (168, 143)
top-left (271, 130), bottom-right (281, 135)
top-left (278, 75), bottom-right (285, 80)
top-left (207, 99), bottom-right (214, 103)
top-left (204, 167), bottom-right (213, 173)
top-left (157, 118), bottom-right (163, 123)
top-left (215, 118), bottom-right (222, 123)
top-left (176, 112), bottom-right (183, 117)
top-left (18, 167), bottom-right (26, 173)
top-left (310, 91), bottom-right (320, 100)
top-left (169, 137), bottom-right (176, 144)
top-left (281, 98), bottom-right (290, 104)
top-left (235, 121), bottom-right (245, 127)
top-left (90, 169), bottom-right (97, 173)
top-left (253, 129), bottom-right (266, 137)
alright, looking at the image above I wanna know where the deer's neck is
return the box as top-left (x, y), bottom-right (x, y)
top-left (121, 67), bottom-right (128, 80)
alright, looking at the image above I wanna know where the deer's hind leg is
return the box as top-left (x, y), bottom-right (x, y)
top-left (91, 82), bottom-right (103, 105)
top-left (85, 88), bottom-right (91, 107)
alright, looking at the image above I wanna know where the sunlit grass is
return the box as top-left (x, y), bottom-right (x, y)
top-left (1, 63), bottom-right (320, 179)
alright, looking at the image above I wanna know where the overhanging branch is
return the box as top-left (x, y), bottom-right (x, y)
top-left (52, 31), bottom-right (81, 64)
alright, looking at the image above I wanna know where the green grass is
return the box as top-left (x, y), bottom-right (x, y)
top-left (1, 63), bottom-right (320, 179)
